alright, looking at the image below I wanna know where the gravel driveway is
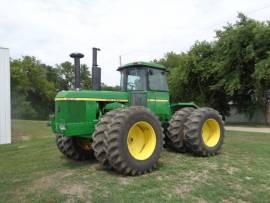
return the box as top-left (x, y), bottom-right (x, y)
top-left (225, 126), bottom-right (270, 133)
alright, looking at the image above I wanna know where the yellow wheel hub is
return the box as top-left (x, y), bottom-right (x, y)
top-left (201, 119), bottom-right (221, 147)
top-left (127, 121), bottom-right (157, 160)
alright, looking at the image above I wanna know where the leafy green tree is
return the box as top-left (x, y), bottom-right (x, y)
top-left (56, 62), bottom-right (92, 90)
top-left (157, 13), bottom-right (270, 120)
top-left (11, 56), bottom-right (56, 119)
top-left (10, 57), bottom-right (93, 120)
top-left (159, 42), bottom-right (230, 115)
top-left (80, 64), bottom-right (92, 89)
top-left (101, 83), bottom-right (120, 91)
top-left (55, 61), bottom-right (74, 90)
top-left (11, 58), bottom-right (36, 119)
top-left (214, 13), bottom-right (270, 117)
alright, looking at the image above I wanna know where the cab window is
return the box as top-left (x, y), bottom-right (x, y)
top-left (127, 68), bottom-right (146, 91)
top-left (148, 69), bottom-right (169, 91)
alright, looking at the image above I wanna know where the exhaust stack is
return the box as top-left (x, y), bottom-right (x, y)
top-left (70, 53), bottom-right (84, 90)
top-left (92, 47), bottom-right (101, 90)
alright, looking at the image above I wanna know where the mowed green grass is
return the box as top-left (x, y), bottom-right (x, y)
top-left (0, 120), bottom-right (269, 203)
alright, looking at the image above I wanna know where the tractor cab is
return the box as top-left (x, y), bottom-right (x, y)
top-left (117, 62), bottom-right (171, 121)
top-left (117, 62), bottom-right (169, 92)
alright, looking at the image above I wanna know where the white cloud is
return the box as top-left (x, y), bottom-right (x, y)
top-left (0, 0), bottom-right (269, 85)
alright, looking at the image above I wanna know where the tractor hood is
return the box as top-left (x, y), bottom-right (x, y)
top-left (55, 90), bottom-right (129, 103)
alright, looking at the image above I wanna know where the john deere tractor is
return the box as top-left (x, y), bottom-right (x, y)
top-left (51, 48), bottom-right (224, 176)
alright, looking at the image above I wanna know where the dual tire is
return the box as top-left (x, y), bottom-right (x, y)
top-left (92, 106), bottom-right (164, 176)
top-left (56, 135), bottom-right (94, 161)
top-left (167, 107), bottom-right (224, 156)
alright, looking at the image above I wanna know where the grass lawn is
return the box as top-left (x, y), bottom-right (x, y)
top-left (0, 120), bottom-right (269, 203)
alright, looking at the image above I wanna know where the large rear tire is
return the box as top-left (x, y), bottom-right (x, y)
top-left (106, 106), bottom-right (164, 175)
top-left (167, 107), bottom-right (194, 152)
top-left (184, 107), bottom-right (224, 156)
top-left (56, 135), bottom-right (94, 161)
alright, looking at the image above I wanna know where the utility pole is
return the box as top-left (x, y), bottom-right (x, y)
top-left (119, 55), bottom-right (122, 66)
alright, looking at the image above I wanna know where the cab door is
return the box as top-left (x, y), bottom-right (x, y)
top-left (127, 68), bottom-right (148, 107)
top-left (130, 91), bottom-right (147, 106)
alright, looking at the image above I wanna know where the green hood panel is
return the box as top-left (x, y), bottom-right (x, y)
top-left (55, 90), bottom-right (129, 102)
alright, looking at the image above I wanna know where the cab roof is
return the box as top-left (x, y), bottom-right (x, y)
top-left (117, 61), bottom-right (166, 71)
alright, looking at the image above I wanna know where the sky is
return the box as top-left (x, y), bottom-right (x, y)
top-left (0, 0), bottom-right (270, 86)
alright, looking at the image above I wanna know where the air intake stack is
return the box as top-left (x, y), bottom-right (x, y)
top-left (92, 47), bottom-right (101, 90)
top-left (70, 53), bottom-right (84, 90)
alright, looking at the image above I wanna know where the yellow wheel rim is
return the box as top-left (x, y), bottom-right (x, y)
top-left (201, 119), bottom-right (221, 147)
top-left (127, 121), bottom-right (157, 160)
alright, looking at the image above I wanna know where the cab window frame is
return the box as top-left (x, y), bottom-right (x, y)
top-left (124, 67), bottom-right (147, 91)
top-left (120, 67), bottom-right (168, 92)
top-left (147, 68), bottom-right (169, 92)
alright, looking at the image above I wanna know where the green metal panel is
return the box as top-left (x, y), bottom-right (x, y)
top-left (118, 61), bottom-right (166, 71)
top-left (104, 102), bottom-right (126, 111)
top-left (170, 102), bottom-right (198, 108)
top-left (56, 90), bottom-right (129, 101)
top-left (66, 101), bottom-right (86, 122)
top-left (51, 90), bottom-right (129, 137)
top-left (152, 91), bottom-right (171, 122)
top-left (53, 100), bottom-right (98, 137)
top-left (170, 102), bottom-right (198, 112)
top-left (147, 91), bottom-right (156, 113)
top-left (129, 91), bottom-right (148, 107)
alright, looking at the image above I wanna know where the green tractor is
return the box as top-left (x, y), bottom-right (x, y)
top-left (51, 48), bottom-right (224, 176)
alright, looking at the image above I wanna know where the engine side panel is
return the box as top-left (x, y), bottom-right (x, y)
top-left (51, 90), bottom-right (129, 137)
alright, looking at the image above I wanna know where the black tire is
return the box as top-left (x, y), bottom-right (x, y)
top-left (167, 107), bottom-right (195, 152)
top-left (106, 106), bottom-right (164, 176)
top-left (56, 135), bottom-right (94, 161)
top-left (92, 109), bottom-right (123, 167)
top-left (184, 107), bottom-right (224, 156)
top-left (56, 134), bottom-right (65, 154)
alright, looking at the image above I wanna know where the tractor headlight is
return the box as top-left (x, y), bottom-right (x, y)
top-left (59, 124), bottom-right (66, 131)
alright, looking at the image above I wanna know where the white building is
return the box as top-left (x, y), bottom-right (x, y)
top-left (0, 47), bottom-right (11, 144)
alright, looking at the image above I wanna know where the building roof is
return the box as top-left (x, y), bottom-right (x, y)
top-left (117, 61), bottom-right (166, 71)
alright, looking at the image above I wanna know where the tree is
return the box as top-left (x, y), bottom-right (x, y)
top-left (159, 42), bottom-right (230, 116)
top-left (157, 13), bottom-right (270, 120)
top-left (10, 57), bottom-right (93, 120)
top-left (214, 13), bottom-right (270, 118)
top-left (101, 83), bottom-right (120, 91)
top-left (10, 56), bottom-right (56, 119)
top-left (56, 62), bottom-right (92, 90)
